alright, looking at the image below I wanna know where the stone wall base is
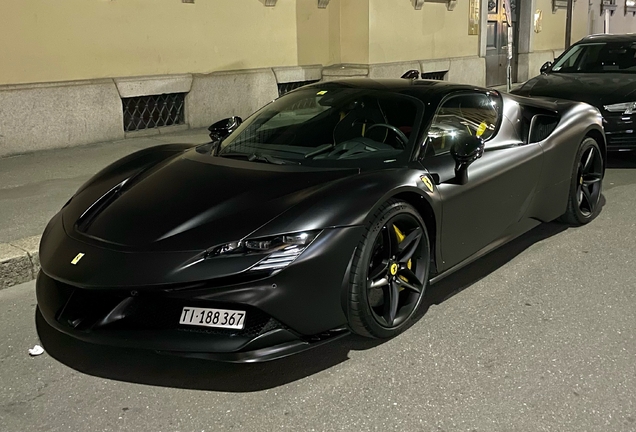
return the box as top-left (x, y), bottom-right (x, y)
top-left (517, 50), bottom-right (564, 83)
top-left (0, 57), bottom-right (490, 158)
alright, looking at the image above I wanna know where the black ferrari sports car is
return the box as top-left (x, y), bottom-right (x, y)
top-left (512, 33), bottom-right (636, 151)
top-left (37, 74), bottom-right (606, 362)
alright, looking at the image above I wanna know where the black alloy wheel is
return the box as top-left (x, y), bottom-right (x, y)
top-left (348, 200), bottom-right (430, 339)
top-left (561, 137), bottom-right (604, 225)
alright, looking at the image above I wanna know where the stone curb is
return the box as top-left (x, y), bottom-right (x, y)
top-left (0, 235), bottom-right (41, 290)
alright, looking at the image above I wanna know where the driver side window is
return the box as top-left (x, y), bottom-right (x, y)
top-left (423, 92), bottom-right (500, 157)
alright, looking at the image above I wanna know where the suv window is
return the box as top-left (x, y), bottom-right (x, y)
top-left (423, 93), bottom-right (500, 157)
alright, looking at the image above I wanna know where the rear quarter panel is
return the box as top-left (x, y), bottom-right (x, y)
top-left (530, 101), bottom-right (605, 222)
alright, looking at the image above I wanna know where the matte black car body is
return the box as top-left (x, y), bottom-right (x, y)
top-left (37, 79), bottom-right (605, 362)
top-left (512, 34), bottom-right (636, 150)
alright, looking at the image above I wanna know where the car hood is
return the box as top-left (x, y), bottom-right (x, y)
top-left (63, 151), bottom-right (359, 252)
top-left (513, 73), bottom-right (636, 108)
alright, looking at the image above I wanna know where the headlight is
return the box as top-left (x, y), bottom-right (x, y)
top-left (209, 230), bottom-right (321, 271)
top-left (603, 102), bottom-right (636, 114)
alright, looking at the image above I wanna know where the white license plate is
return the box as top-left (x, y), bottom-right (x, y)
top-left (179, 307), bottom-right (246, 330)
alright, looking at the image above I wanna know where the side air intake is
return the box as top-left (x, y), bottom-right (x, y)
top-left (528, 114), bottom-right (559, 144)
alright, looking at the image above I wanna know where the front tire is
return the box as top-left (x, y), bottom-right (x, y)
top-left (348, 199), bottom-right (430, 339)
top-left (560, 137), bottom-right (604, 226)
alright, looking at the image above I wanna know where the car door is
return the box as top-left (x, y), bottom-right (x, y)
top-left (421, 91), bottom-right (544, 272)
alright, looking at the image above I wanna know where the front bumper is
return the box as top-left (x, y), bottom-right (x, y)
top-left (604, 112), bottom-right (636, 150)
top-left (36, 224), bottom-right (364, 362)
top-left (36, 271), bottom-right (350, 362)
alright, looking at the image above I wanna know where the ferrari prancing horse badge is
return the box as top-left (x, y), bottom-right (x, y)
top-left (71, 253), bottom-right (85, 265)
top-left (420, 175), bottom-right (434, 193)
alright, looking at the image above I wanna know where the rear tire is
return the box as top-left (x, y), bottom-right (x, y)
top-left (560, 137), bottom-right (604, 226)
top-left (348, 199), bottom-right (430, 339)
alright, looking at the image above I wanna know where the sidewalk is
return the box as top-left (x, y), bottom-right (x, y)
top-left (0, 128), bottom-right (210, 288)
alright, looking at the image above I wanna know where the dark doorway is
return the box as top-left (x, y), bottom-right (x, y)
top-left (485, 0), bottom-right (518, 86)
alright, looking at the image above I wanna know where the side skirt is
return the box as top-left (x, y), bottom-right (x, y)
top-left (429, 218), bottom-right (542, 285)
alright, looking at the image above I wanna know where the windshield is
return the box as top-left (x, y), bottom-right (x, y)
top-left (552, 42), bottom-right (636, 73)
top-left (217, 86), bottom-right (423, 166)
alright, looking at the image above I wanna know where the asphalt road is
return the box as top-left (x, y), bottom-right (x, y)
top-left (1, 156), bottom-right (635, 432)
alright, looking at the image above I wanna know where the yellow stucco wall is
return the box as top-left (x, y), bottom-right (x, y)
top-left (0, 0), bottom-right (300, 85)
top-left (533, 0), bottom-right (588, 52)
top-left (296, 0), bottom-right (333, 66)
top-left (340, 0), bottom-right (371, 64)
top-left (533, 0), bottom-right (566, 51)
top-left (368, 0), bottom-right (478, 64)
top-left (571, 0), bottom-right (589, 43)
top-left (1, 0), bottom-right (585, 86)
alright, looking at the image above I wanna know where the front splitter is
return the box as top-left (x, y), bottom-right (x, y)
top-left (157, 328), bottom-right (350, 363)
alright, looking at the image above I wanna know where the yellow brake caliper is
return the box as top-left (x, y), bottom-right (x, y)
top-left (393, 225), bottom-right (412, 287)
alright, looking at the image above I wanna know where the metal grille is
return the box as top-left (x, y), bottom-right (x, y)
top-left (277, 80), bottom-right (320, 97)
top-left (122, 93), bottom-right (186, 132)
top-left (607, 134), bottom-right (636, 149)
top-left (421, 71), bottom-right (448, 80)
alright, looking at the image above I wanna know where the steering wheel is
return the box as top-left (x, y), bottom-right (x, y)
top-left (366, 123), bottom-right (409, 149)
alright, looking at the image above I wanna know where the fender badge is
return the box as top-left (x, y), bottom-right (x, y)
top-left (420, 175), bottom-right (435, 193)
top-left (71, 253), bottom-right (85, 265)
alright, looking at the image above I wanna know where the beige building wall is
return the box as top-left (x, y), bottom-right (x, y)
top-left (339, 0), bottom-right (371, 64)
top-left (588, 1), bottom-right (636, 34)
top-left (2, 0), bottom-right (596, 156)
top-left (0, 0), bottom-right (300, 86)
top-left (607, 10), bottom-right (636, 34)
top-left (368, 0), bottom-right (478, 64)
top-left (533, 0), bottom-right (592, 52)
top-left (571, 0), bottom-right (591, 43)
top-left (534, 1), bottom-right (565, 51)
top-left (1, 0), bottom-right (480, 86)
top-left (296, 1), bottom-right (334, 66)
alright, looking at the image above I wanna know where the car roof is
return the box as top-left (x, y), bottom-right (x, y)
top-left (302, 79), bottom-right (497, 102)
top-left (578, 33), bottom-right (636, 43)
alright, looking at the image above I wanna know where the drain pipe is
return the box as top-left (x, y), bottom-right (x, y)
top-left (565, 0), bottom-right (574, 48)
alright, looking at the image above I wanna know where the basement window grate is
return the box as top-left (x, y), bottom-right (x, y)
top-left (277, 80), bottom-right (320, 97)
top-left (122, 93), bottom-right (186, 132)
top-left (421, 71), bottom-right (447, 80)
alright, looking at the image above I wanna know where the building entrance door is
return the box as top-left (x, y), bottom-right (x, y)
top-left (485, 0), bottom-right (517, 86)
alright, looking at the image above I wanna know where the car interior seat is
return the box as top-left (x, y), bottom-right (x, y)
top-left (333, 98), bottom-right (388, 144)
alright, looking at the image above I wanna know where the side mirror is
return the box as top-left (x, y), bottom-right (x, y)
top-left (401, 70), bottom-right (420, 80)
top-left (208, 116), bottom-right (242, 142)
top-left (540, 61), bottom-right (553, 74)
top-left (450, 135), bottom-right (485, 185)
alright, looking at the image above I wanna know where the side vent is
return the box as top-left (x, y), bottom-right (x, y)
top-left (528, 114), bottom-right (559, 143)
top-left (421, 71), bottom-right (448, 80)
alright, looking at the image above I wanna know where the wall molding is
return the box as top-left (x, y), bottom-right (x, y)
top-left (262, 0), bottom-right (330, 7)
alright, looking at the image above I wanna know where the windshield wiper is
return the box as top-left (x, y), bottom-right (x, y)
top-left (304, 143), bottom-right (335, 159)
top-left (219, 152), bottom-right (296, 165)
